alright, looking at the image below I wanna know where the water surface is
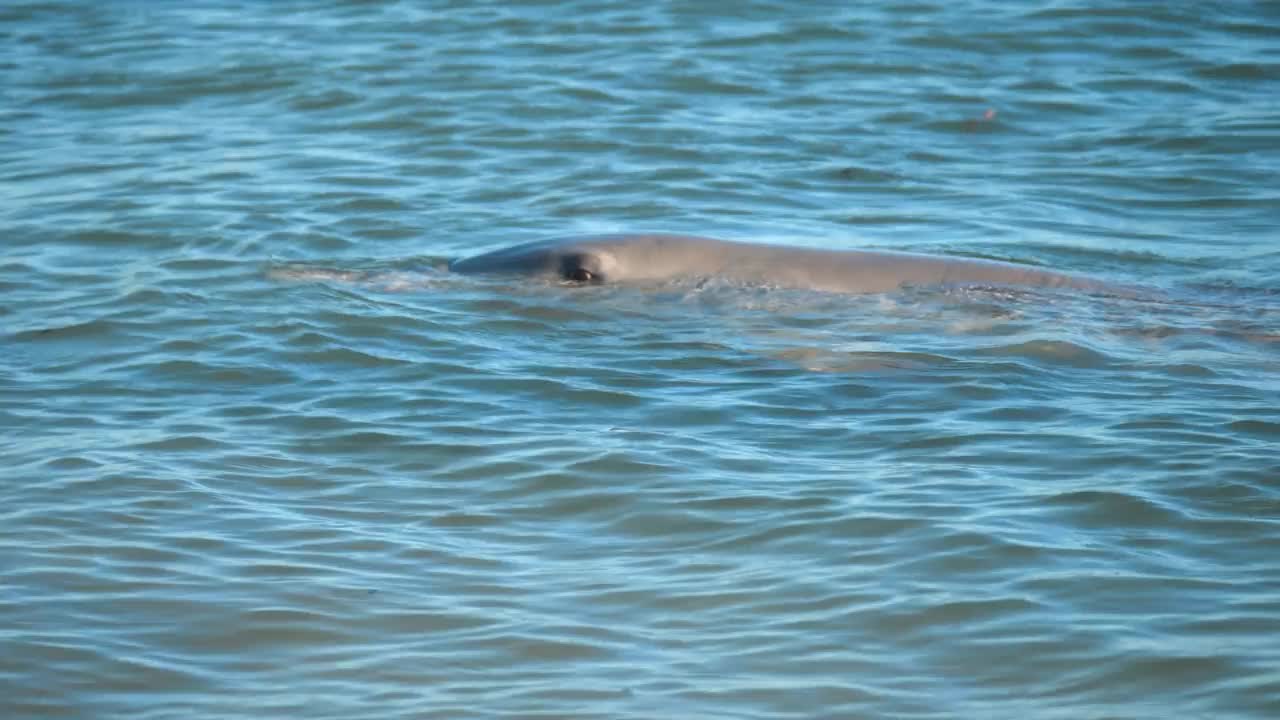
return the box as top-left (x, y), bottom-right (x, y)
top-left (3, 1), bottom-right (1280, 718)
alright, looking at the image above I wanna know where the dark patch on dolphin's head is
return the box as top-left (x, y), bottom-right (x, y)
top-left (450, 238), bottom-right (614, 285)
top-left (558, 253), bottom-right (605, 284)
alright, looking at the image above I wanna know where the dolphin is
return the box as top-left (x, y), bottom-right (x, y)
top-left (449, 233), bottom-right (1119, 295)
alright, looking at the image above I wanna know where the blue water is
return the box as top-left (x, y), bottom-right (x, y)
top-left (3, 2), bottom-right (1280, 718)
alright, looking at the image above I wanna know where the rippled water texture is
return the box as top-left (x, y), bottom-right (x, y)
top-left (4, 1), bottom-right (1280, 718)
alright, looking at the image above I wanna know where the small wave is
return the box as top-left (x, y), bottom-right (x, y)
top-left (976, 339), bottom-right (1114, 368)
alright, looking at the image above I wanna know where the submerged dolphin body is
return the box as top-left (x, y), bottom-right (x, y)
top-left (449, 234), bottom-right (1116, 295)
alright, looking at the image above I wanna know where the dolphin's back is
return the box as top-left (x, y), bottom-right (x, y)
top-left (451, 234), bottom-right (1121, 295)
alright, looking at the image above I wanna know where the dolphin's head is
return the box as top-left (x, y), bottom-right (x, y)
top-left (449, 237), bottom-right (622, 284)
top-left (448, 234), bottom-right (855, 291)
top-left (450, 235), bottom-right (725, 285)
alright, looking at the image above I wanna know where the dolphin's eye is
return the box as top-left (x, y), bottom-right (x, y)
top-left (568, 267), bottom-right (594, 283)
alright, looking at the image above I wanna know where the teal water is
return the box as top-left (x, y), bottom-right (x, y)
top-left (4, 2), bottom-right (1280, 718)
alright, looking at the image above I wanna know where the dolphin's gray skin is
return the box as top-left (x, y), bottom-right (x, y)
top-left (450, 234), bottom-right (1116, 295)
